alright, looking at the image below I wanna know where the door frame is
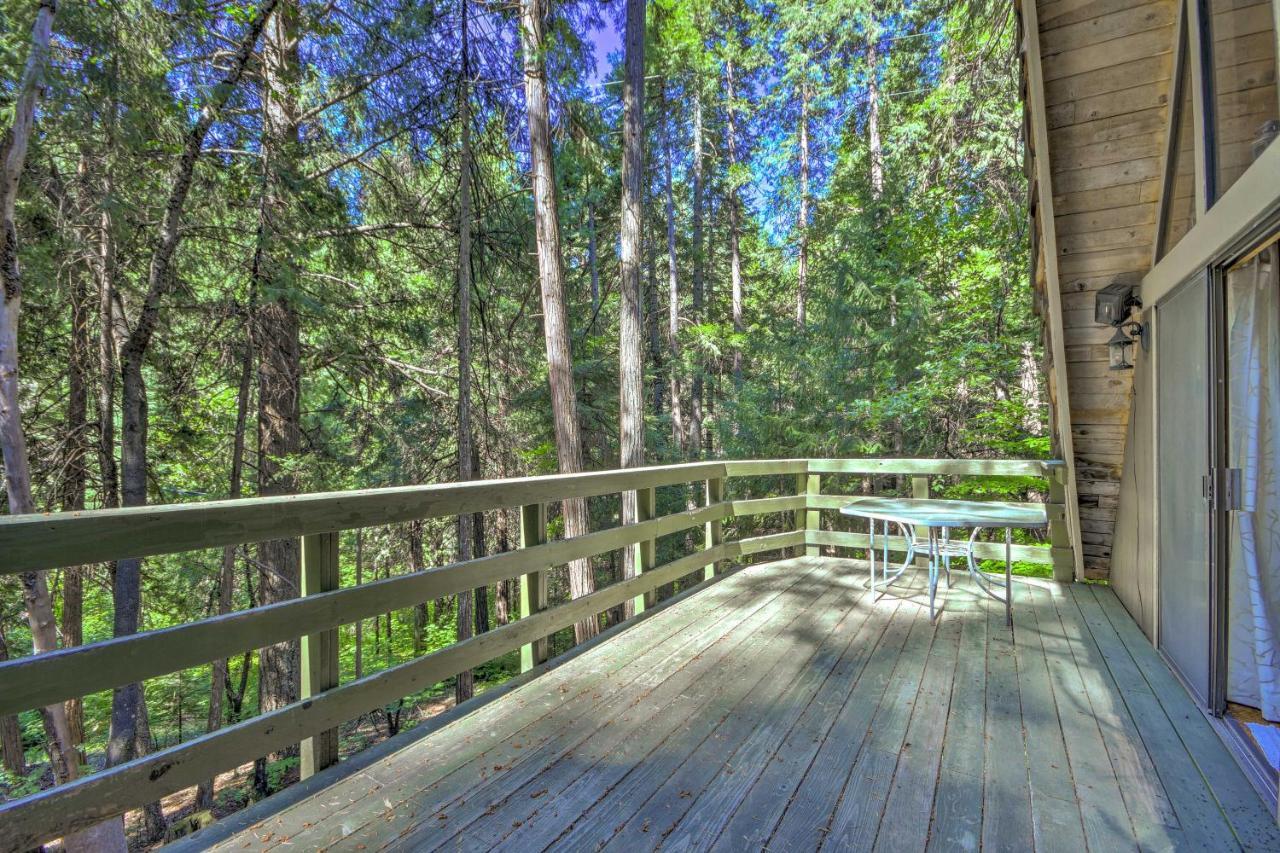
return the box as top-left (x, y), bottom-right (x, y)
top-left (1153, 270), bottom-right (1214, 705)
top-left (1210, 220), bottom-right (1280, 715)
top-left (1209, 223), bottom-right (1280, 813)
top-left (1154, 217), bottom-right (1280, 716)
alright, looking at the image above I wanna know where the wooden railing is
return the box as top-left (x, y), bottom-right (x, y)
top-left (0, 457), bottom-right (1068, 848)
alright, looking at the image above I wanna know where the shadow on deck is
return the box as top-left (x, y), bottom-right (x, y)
top-left (176, 556), bottom-right (1280, 852)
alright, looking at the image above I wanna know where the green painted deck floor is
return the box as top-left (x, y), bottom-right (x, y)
top-left (192, 556), bottom-right (1280, 851)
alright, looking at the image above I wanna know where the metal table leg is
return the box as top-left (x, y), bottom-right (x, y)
top-left (868, 517), bottom-right (913, 600)
top-left (941, 526), bottom-right (951, 588)
top-left (928, 527), bottom-right (938, 620)
top-left (882, 519), bottom-right (889, 587)
top-left (869, 517), bottom-right (876, 597)
top-left (962, 526), bottom-right (1014, 627)
top-left (1005, 526), bottom-right (1013, 627)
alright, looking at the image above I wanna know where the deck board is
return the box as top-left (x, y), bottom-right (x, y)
top-left (925, 589), bottom-right (989, 852)
top-left (980, 580), bottom-right (1035, 853)
top-left (1041, 578), bottom-right (1138, 851)
top-left (187, 556), bottom-right (1279, 852)
top-left (869, 577), bottom-right (965, 852)
top-left (769, 574), bottom-right (934, 851)
top-left (487, 565), bottom-right (869, 851)
top-left (592, 565), bottom-right (886, 848)
top-left (401, 559), bottom-right (835, 850)
top-left (1016, 584), bottom-right (1088, 853)
top-left (1088, 585), bottom-right (1280, 850)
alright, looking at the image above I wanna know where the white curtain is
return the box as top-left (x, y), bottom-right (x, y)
top-left (1226, 243), bottom-right (1280, 720)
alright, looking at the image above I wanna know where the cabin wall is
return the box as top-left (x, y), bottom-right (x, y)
top-left (1110, 333), bottom-right (1155, 638)
top-left (1023, 0), bottom-right (1179, 580)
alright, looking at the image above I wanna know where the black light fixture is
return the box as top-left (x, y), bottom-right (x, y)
top-left (1095, 281), bottom-right (1146, 371)
top-left (1107, 325), bottom-right (1137, 370)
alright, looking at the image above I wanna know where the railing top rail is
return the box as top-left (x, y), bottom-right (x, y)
top-left (0, 460), bottom-right (725, 574)
top-left (0, 457), bottom-right (1060, 574)
top-left (0, 455), bottom-right (1066, 849)
top-left (806, 458), bottom-right (1064, 477)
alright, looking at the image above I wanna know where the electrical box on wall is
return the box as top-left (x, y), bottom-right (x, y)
top-left (1095, 281), bottom-right (1141, 326)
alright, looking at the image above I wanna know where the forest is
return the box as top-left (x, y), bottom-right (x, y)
top-left (0, 0), bottom-right (1043, 845)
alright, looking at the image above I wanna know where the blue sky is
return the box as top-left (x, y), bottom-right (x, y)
top-left (587, 22), bottom-right (623, 84)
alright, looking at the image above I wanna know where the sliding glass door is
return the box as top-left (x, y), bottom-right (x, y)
top-left (1225, 240), bottom-right (1280, 721)
top-left (1158, 274), bottom-right (1213, 703)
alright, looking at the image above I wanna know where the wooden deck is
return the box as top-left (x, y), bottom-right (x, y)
top-left (181, 556), bottom-right (1279, 852)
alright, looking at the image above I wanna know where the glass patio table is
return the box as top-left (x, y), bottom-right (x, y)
top-left (838, 497), bottom-right (1049, 626)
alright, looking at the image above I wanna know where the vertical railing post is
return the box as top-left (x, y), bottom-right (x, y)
top-left (801, 467), bottom-right (820, 557)
top-left (519, 502), bottom-right (549, 672)
top-left (704, 476), bottom-right (724, 580)
top-left (634, 486), bottom-right (656, 614)
top-left (301, 531), bottom-right (340, 779)
top-left (912, 475), bottom-right (930, 568)
top-left (1047, 465), bottom-right (1074, 582)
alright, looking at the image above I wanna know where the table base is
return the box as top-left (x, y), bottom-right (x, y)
top-left (867, 519), bottom-right (1013, 626)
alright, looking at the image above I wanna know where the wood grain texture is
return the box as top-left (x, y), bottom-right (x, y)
top-left (225, 558), bottom-right (805, 852)
top-left (0, 457), bottom-right (1088, 848)
top-left (1022, 0), bottom-right (1178, 578)
top-left (0, 461), bottom-right (729, 573)
top-left (0, 458), bottom-right (1050, 575)
top-left (0, 544), bottom-right (745, 850)
top-left (156, 560), bottom-right (1275, 853)
top-left (299, 531), bottom-right (340, 780)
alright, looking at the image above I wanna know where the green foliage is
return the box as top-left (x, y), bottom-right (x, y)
top-left (0, 0), bottom-right (1046, 823)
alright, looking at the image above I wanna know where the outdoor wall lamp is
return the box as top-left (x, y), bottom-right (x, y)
top-left (1095, 281), bottom-right (1147, 370)
top-left (1106, 323), bottom-right (1146, 370)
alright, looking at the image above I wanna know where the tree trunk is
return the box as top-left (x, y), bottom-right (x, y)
top-left (108, 347), bottom-right (148, 774)
top-left (456, 0), bottom-right (476, 703)
top-left (354, 528), bottom-right (364, 678)
top-left (689, 87), bottom-right (705, 456)
top-left (61, 257), bottom-right (89, 761)
top-left (0, 626), bottom-right (26, 777)
top-left (521, 0), bottom-right (596, 642)
top-left (587, 204), bottom-right (600, 317)
top-left (96, 189), bottom-right (122, 514)
top-left (647, 236), bottom-right (663, 418)
top-left (0, 0), bottom-right (56, 524)
top-left (470, 443), bottom-right (488, 637)
top-left (704, 370), bottom-right (716, 456)
top-left (196, 333), bottom-right (252, 811)
top-left (796, 81), bottom-right (810, 327)
top-left (867, 35), bottom-right (884, 203)
top-left (383, 560), bottom-right (393, 666)
top-left (1, 4), bottom-right (128, 847)
top-left (618, 0), bottom-right (647, 618)
top-left (495, 509), bottom-right (512, 626)
top-left (410, 520), bottom-right (427, 657)
top-left (135, 692), bottom-right (168, 841)
top-left (472, 485), bottom-right (489, 635)
top-left (866, 29), bottom-right (898, 485)
top-left (101, 1), bottom-right (274, 823)
top-left (662, 84), bottom-right (685, 457)
top-left (726, 59), bottom-right (744, 392)
top-left (253, 1), bottom-right (302, 790)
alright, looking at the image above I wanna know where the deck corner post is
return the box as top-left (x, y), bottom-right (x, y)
top-left (301, 530), bottom-right (340, 780)
top-left (1047, 465), bottom-right (1074, 583)
top-left (634, 485), bottom-right (657, 614)
top-left (912, 475), bottom-right (930, 568)
top-left (704, 476), bottom-right (724, 579)
top-left (519, 502), bottom-right (550, 672)
top-left (799, 468), bottom-right (820, 557)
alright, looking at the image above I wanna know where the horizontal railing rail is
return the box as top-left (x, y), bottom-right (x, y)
top-left (0, 495), bottom-right (801, 717)
top-left (0, 457), bottom-right (1068, 850)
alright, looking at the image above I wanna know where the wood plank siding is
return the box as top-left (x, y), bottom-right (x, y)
top-left (1021, 0), bottom-right (1177, 578)
top-left (175, 557), bottom-right (1278, 852)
